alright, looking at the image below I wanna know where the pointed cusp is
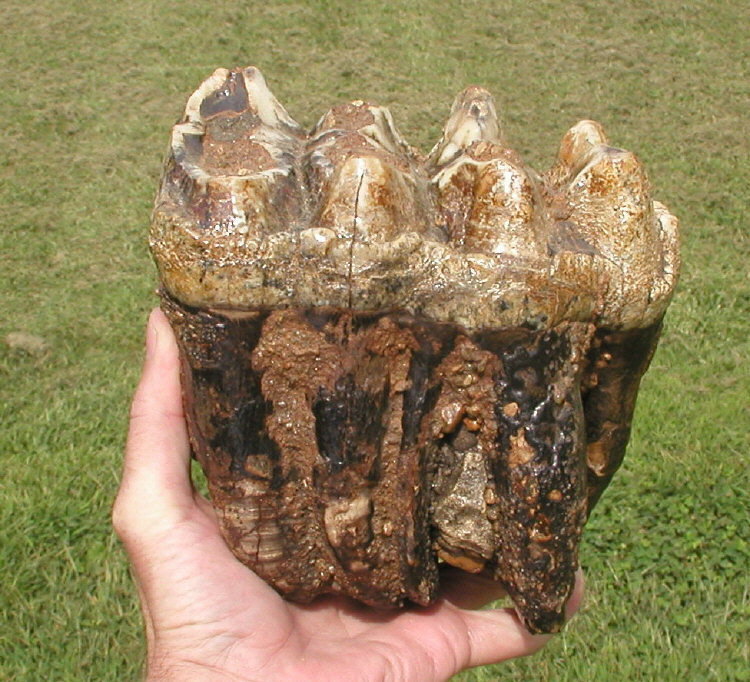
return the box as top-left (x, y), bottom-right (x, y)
top-left (303, 100), bottom-right (433, 243)
top-left (429, 87), bottom-right (546, 258)
top-left (150, 67), bottom-right (306, 307)
top-left (428, 85), bottom-right (502, 168)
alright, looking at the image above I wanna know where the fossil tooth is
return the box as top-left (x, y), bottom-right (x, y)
top-left (151, 67), bottom-right (307, 309)
top-left (150, 67), bottom-right (680, 634)
top-left (484, 322), bottom-right (591, 632)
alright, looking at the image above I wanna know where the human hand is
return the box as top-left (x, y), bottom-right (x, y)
top-left (113, 308), bottom-right (583, 681)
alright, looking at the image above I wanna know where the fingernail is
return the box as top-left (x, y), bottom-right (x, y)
top-left (565, 568), bottom-right (585, 620)
top-left (145, 309), bottom-right (160, 358)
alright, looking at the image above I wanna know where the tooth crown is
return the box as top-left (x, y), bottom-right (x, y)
top-left (151, 67), bottom-right (679, 331)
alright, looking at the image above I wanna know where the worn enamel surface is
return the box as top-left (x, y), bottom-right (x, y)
top-left (150, 66), bottom-right (680, 633)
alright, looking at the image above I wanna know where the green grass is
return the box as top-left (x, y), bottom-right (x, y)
top-left (1, 0), bottom-right (748, 679)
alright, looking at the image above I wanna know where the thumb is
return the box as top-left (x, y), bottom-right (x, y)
top-left (457, 568), bottom-right (585, 669)
top-left (114, 307), bottom-right (194, 541)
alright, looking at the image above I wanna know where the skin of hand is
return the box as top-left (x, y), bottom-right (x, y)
top-left (113, 308), bottom-right (584, 682)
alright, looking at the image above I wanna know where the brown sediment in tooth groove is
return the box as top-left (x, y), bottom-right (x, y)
top-left (151, 66), bottom-right (680, 634)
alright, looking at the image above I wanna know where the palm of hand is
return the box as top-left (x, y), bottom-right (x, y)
top-left (134, 496), bottom-right (547, 681)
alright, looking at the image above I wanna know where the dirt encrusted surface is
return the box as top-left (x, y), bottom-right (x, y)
top-left (163, 295), bottom-right (661, 633)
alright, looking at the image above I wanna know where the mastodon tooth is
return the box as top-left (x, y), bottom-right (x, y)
top-left (149, 66), bottom-right (680, 634)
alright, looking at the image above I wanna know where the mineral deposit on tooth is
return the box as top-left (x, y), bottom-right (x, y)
top-left (150, 66), bottom-right (679, 634)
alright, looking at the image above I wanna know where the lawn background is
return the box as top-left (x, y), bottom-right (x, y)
top-left (1, 0), bottom-right (748, 679)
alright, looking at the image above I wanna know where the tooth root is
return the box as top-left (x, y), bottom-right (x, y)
top-left (483, 322), bottom-right (591, 634)
top-left (581, 322), bottom-right (664, 512)
top-left (305, 101), bottom-right (432, 243)
top-left (429, 86), bottom-right (502, 168)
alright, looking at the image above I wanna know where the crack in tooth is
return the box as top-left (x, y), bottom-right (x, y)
top-left (152, 66), bottom-right (679, 330)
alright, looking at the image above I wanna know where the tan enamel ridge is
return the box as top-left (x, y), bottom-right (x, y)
top-left (151, 66), bottom-right (679, 331)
